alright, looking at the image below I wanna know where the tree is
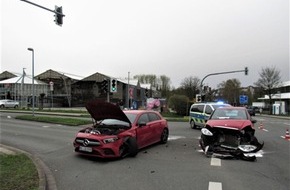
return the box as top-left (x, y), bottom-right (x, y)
top-left (218, 78), bottom-right (241, 105)
top-left (179, 76), bottom-right (200, 101)
top-left (254, 66), bottom-right (282, 114)
top-left (168, 94), bottom-right (189, 116)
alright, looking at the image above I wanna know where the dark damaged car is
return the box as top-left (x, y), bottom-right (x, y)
top-left (73, 100), bottom-right (169, 158)
top-left (199, 107), bottom-right (264, 161)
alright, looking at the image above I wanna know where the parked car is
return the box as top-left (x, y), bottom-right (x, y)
top-left (199, 106), bottom-right (264, 161)
top-left (0, 99), bottom-right (19, 108)
top-left (247, 107), bottom-right (256, 116)
top-left (189, 102), bottom-right (231, 129)
top-left (73, 100), bottom-right (169, 158)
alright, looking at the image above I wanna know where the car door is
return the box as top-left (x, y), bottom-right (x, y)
top-left (147, 112), bottom-right (163, 143)
top-left (135, 113), bottom-right (152, 148)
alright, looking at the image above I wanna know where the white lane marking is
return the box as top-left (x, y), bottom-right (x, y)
top-left (168, 135), bottom-right (186, 141)
top-left (211, 158), bottom-right (221, 166)
top-left (262, 129), bottom-right (269, 132)
top-left (209, 182), bottom-right (222, 190)
top-left (42, 126), bottom-right (51, 128)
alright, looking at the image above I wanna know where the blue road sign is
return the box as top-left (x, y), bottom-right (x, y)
top-left (239, 95), bottom-right (248, 104)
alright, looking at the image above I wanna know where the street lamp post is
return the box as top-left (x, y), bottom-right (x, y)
top-left (27, 48), bottom-right (35, 116)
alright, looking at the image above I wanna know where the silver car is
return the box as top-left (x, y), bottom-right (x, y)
top-left (0, 99), bottom-right (19, 108)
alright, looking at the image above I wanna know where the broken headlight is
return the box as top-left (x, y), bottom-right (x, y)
top-left (201, 128), bottom-right (213, 136)
top-left (238, 145), bottom-right (257, 152)
top-left (103, 137), bottom-right (118, 144)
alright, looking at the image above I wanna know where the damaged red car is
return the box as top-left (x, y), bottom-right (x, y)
top-left (73, 100), bottom-right (169, 158)
top-left (199, 107), bottom-right (264, 161)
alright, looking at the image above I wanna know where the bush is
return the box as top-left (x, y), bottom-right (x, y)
top-left (168, 95), bottom-right (189, 116)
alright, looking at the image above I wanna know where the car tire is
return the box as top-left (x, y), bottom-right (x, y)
top-left (160, 128), bottom-right (169, 144)
top-left (190, 120), bottom-right (196, 129)
top-left (14, 105), bottom-right (18, 109)
top-left (0, 105), bottom-right (4, 108)
top-left (127, 137), bottom-right (138, 157)
top-left (120, 137), bottom-right (138, 158)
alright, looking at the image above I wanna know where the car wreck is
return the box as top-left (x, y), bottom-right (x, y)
top-left (199, 107), bottom-right (264, 161)
top-left (73, 100), bottom-right (169, 159)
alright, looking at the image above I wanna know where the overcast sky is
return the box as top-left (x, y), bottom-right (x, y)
top-left (1, 0), bottom-right (289, 88)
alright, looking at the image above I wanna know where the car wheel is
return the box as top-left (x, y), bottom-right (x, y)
top-left (190, 120), bottom-right (196, 129)
top-left (120, 137), bottom-right (138, 158)
top-left (0, 105), bottom-right (4, 108)
top-left (160, 128), bottom-right (169, 144)
top-left (14, 105), bottom-right (18, 109)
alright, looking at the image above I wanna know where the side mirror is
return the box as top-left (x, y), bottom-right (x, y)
top-left (251, 119), bottom-right (257, 124)
top-left (138, 121), bottom-right (147, 127)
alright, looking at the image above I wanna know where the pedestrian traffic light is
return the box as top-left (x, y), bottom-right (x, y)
top-left (100, 79), bottom-right (108, 93)
top-left (245, 67), bottom-right (248, 75)
top-left (54, 6), bottom-right (63, 26)
top-left (196, 94), bottom-right (201, 102)
top-left (110, 78), bottom-right (117, 93)
top-left (145, 88), bottom-right (149, 97)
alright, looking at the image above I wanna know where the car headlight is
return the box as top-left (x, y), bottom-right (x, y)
top-left (103, 137), bottom-right (119, 144)
top-left (238, 145), bottom-right (257, 152)
top-left (201, 128), bottom-right (213, 136)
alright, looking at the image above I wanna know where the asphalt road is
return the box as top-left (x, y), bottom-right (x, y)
top-left (1, 112), bottom-right (289, 190)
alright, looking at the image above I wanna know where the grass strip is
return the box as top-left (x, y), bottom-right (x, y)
top-left (0, 154), bottom-right (39, 190)
top-left (16, 115), bottom-right (92, 126)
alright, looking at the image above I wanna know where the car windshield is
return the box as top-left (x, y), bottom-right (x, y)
top-left (124, 113), bottom-right (137, 123)
top-left (211, 109), bottom-right (247, 120)
top-left (100, 119), bottom-right (130, 128)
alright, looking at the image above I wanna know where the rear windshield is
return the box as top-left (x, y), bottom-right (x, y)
top-left (212, 104), bottom-right (231, 110)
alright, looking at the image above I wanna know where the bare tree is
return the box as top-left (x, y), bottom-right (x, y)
top-left (180, 76), bottom-right (200, 101)
top-left (254, 66), bottom-right (282, 113)
top-left (218, 78), bottom-right (241, 105)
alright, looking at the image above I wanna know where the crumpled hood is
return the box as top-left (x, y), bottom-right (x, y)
top-left (86, 100), bottom-right (131, 124)
top-left (207, 120), bottom-right (252, 130)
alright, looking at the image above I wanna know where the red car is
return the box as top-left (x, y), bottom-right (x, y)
top-left (199, 107), bottom-right (264, 161)
top-left (73, 100), bottom-right (169, 158)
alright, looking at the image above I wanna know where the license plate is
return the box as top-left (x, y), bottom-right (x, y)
top-left (79, 146), bottom-right (92, 152)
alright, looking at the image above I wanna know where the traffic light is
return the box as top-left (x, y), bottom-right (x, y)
top-left (54, 6), bottom-right (63, 26)
top-left (100, 79), bottom-right (108, 93)
top-left (196, 94), bottom-right (201, 102)
top-left (145, 88), bottom-right (149, 97)
top-left (245, 67), bottom-right (248, 75)
top-left (110, 78), bottom-right (117, 93)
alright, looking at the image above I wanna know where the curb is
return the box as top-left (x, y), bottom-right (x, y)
top-left (0, 144), bottom-right (57, 190)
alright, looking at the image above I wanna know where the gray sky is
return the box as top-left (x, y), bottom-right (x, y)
top-left (1, 0), bottom-right (289, 88)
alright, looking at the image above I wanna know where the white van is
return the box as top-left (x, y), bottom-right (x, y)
top-left (189, 102), bottom-right (231, 129)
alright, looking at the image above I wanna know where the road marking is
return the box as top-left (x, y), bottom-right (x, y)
top-left (209, 182), bottom-right (222, 190)
top-left (168, 135), bottom-right (186, 141)
top-left (262, 129), bottom-right (269, 132)
top-left (7, 116), bottom-right (11, 119)
top-left (281, 136), bottom-right (290, 141)
top-left (211, 158), bottom-right (221, 166)
top-left (42, 126), bottom-right (51, 128)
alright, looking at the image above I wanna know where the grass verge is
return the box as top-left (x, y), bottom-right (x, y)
top-left (16, 115), bottom-right (92, 126)
top-left (0, 154), bottom-right (39, 190)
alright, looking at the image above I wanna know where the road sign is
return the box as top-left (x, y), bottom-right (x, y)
top-left (239, 95), bottom-right (248, 104)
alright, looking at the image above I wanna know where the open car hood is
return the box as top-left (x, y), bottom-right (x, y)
top-left (86, 100), bottom-right (131, 124)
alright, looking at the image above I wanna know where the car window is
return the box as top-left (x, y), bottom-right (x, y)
top-left (125, 113), bottom-right (137, 123)
top-left (190, 105), bottom-right (199, 112)
top-left (148, 112), bottom-right (161, 122)
top-left (205, 105), bottom-right (213, 114)
top-left (137, 113), bottom-right (150, 124)
top-left (197, 105), bottom-right (204, 113)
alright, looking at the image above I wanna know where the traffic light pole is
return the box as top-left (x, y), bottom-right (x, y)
top-left (20, 0), bottom-right (65, 24)
top-left (200, 67), bottom-right (248, 96)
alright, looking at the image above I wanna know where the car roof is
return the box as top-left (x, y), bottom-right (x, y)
top-left (215, 106), bottom-right (247, 110)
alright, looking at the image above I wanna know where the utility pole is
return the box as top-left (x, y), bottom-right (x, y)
top-left (20, 0), bottom-right (65, 26)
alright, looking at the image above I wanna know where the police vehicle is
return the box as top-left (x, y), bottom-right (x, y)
top-left (189, 102), bottom-right (231, 129)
